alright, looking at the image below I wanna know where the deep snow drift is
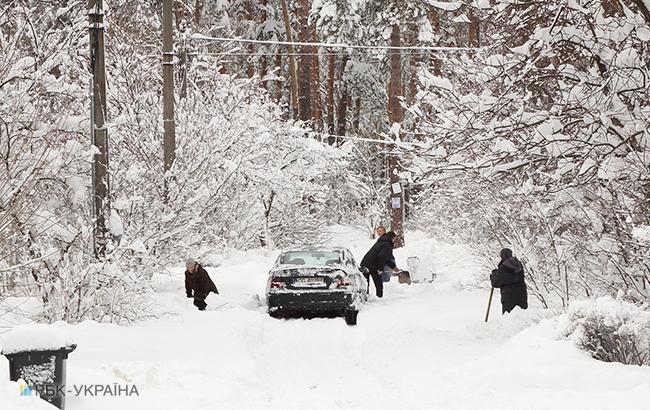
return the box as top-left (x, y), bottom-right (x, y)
top-left (1, 226), bottom-right (650, 409)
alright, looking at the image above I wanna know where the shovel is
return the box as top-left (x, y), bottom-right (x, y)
top-left (484, 287), bottom-right (494, 323)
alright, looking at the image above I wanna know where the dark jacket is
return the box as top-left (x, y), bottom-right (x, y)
top-left (361, 235), bottom-right (397, 274)
top-left (185, 264), bottom-right (219, 300)
top-left (490, 257), bottom-right (527, 308)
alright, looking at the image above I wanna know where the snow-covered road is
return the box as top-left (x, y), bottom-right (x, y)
top-left (3, 226), bottom-right (650, 409)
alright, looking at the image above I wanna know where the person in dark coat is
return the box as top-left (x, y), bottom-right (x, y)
top-left (375, 225), bottom-right (396, 280)
top-left (490, 248), bottom-right (528, 314)
top-left (185, 258), bottom-right (219, 311)
top-left (360, 231), bottom-right (399, 298)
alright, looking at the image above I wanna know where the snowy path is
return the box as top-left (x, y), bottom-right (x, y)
top-left (3, 227), bottom-right (650, 409)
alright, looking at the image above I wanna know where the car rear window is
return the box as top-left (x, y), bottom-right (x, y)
top-left (279, 251), bottom-right (343, 266)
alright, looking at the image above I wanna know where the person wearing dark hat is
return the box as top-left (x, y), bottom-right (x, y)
top-left (490, 248), bottom-right (528, 314)
top-left (184, 258), bottom-right (219, 311)
top-left (360, 231), bottom-right (400, 298)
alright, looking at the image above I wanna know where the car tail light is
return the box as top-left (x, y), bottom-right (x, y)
top-left (270, 275), bottom-right (285, 289)
top-left (336, 277), bottom-right (351, 288)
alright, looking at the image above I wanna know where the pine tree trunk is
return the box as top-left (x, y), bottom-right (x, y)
top-left (297, 0), bottom-right (312, 121)
top-left (310, 24), bottom-right (322, 130)
top-left (336, 53), bottom-right (350, 139)
top-left (245, 0), bottom-right (255, 78)
top-left (337, 83), bottom-right (348, 138)
top-left (274, 49), bottom-right (283, 103)
top-left (468, 9), bottom-right (480, 47)
top-left (352, 97), bottom-right (361, 132)
top-left (326, 53), bottom-right (336, 140)
top-left (193, 0), bottom-right (203, 25)
top-left (407, 22), bottom-right (420, 106)
top-left (387, 24), bottom-right (403, 125)
top-left (387, 23), bottom-right (404, 247)
top-left (279, 0), bottom-right (299, 118)
top-left (429, 10), bottom-right (442, 76)
top-left (259, 0), bottom-right (268, 89)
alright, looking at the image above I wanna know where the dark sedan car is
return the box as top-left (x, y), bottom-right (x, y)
top-left (265, 248), bottom-right (368, 325)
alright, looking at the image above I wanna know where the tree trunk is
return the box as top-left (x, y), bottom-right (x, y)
top-left (259, 0), bottom-right (268, 89)
top-left (193, 0), bottom-right (203, 25)
top-left (387, 24), bottom-right (403, 126)
top-left (336, 53), bottom-right (350, 139)
top-left (326, 53), bottom-right (336, 140)
top-left (429, 10), bottom-right (442, 76)
top-left (245, 0), bottom-right (255, 78)
top-left (297, 0), bottom-right (312, 121)
top-left (337, 82), bottom-right (348, 138)
top-left (387, 23), bottom-right (404, 247)
top-left (407, 22), bottom-right (420, 106)
top-left (274, 49), bottom-right (283, 104)
top-left (352, 97), bottom-right (361, 132)
top-left (279, 0), bottom-right (299, 118)
top-left (310, 24), bottom-right (322, 130)
top-left (468, 8), bottom-right (480, 47)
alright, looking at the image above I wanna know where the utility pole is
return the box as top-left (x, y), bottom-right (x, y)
top-left (89, 0), bottom-right (110, 259)
top-left (162, 0), bottom-right (176, 198)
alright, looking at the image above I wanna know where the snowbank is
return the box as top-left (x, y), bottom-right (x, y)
top-left (1, 323), bottom-right (75, 355)
top-left (472, 306), bottom-right (562, 341)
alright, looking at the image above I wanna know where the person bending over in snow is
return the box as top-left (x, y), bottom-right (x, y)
top-left (185, 258), bottom-right (219, 311)
top-left (490, 248), bottom-right (528, 314)
top-left (361, 231), bottom-right (400, 298)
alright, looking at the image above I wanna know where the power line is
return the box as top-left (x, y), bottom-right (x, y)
top-left (188, 50), bottom-right (456, 57)
top-left (190, 33), bottom-right (474, 53)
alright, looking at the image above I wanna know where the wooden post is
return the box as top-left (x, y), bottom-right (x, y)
top-left (162, 0), bottom-right (176, 198)
top-left (88, 0), bottom-right (110, 259)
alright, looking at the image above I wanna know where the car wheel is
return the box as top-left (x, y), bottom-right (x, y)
top-left (344, 310), bottom-right (358, 326)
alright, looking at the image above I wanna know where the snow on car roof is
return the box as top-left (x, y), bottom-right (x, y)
top-left (280, 247), bottom-right (350, 253)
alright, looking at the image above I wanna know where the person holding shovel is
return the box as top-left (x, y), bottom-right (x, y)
top-left (375, 225), bottom-right (396, 282)
top-left (361, 231), bottom-right (400, 298)
top-left (489, 248), bottom-right (528, 314)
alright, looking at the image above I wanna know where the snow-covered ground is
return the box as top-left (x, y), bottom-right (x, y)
top-left (2, 226), bottom-right (650, 409)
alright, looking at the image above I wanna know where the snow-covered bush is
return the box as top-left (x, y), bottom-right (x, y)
top-left (562, 297), bottom-right (650, 366)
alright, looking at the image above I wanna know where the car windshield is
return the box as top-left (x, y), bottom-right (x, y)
top-left (279, 250), bottom-right (343, 267)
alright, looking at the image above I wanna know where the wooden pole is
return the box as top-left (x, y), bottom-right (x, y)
top-left (162, 0), bottom-right (176, 199)
top-left (484, 287), bottom-right (494, 322)
top-left (89, 0), bottom-right (110, 259)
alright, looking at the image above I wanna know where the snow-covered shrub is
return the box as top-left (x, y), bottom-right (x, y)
top-left (562, 297), bottom-right (650, 366)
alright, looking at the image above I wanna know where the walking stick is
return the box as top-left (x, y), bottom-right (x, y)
top-left (484, 287), bottom-right (494, 323)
